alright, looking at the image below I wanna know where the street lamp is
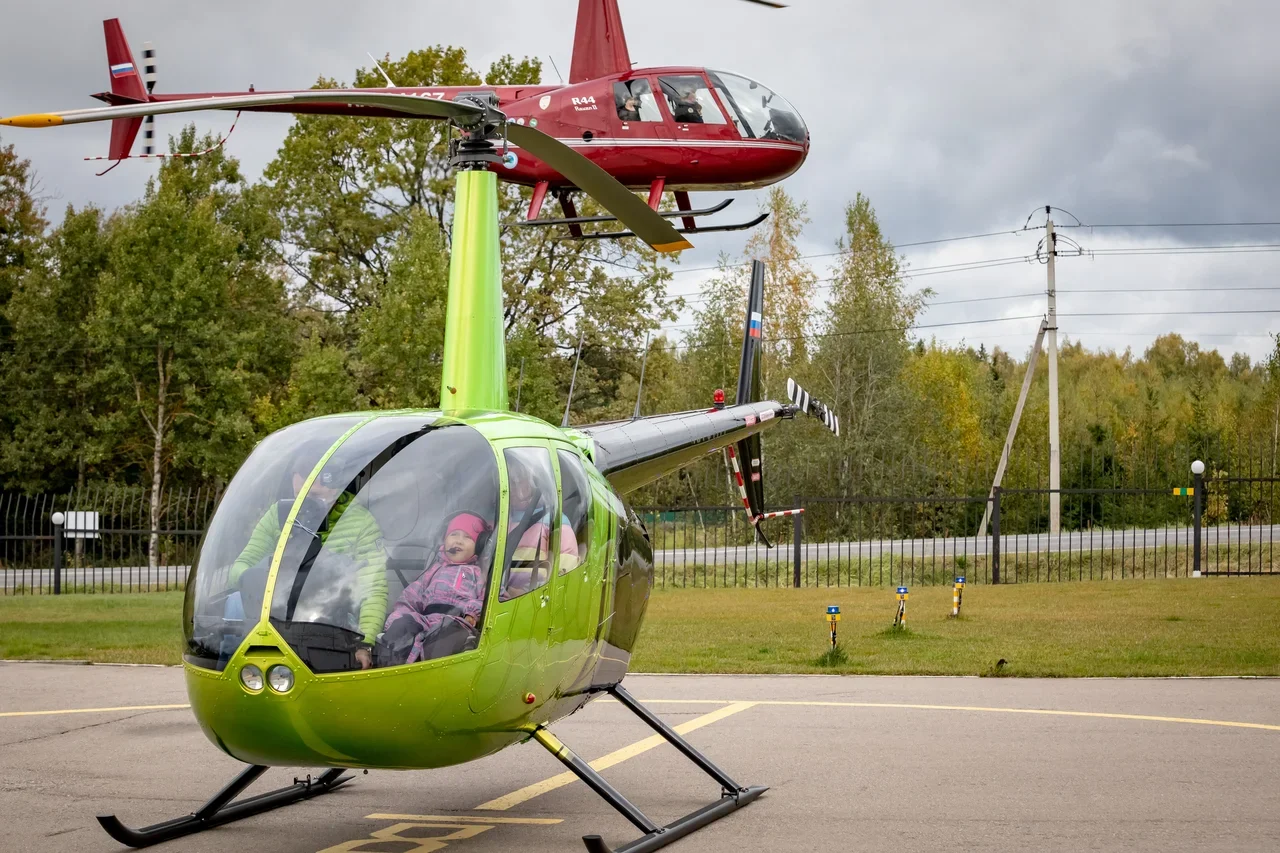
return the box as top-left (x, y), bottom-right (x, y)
top-left (1190, 461), bottom-right (1205, 577)
top-left (51, 512), bottom-right (65, 594)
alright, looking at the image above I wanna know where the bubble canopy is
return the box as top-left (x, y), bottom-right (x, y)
top-left (183, 414), bottom-right (500, 674)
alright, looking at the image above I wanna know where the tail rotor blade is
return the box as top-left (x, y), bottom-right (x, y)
top-left (142, 41), bottom-right (156, 155)
top-left (787, 378), bottom-right (840, 437)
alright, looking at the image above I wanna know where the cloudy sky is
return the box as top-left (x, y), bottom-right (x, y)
top-left (3, 0), bottom-right (1279, 360)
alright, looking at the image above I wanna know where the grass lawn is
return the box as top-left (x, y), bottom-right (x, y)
top-left (0, 592), bottom-right (183, 665)
top-left (2, 577), bottom-right (1278, 675)
top-left (634, 578), bottom-right (1280, 676)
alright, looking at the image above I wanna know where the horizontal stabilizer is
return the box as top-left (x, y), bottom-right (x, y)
top-left (786, 378), bottom-right (840, 437)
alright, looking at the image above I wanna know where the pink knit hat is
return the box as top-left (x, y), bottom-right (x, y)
top-left (446, 513), bottom-right (488, 542)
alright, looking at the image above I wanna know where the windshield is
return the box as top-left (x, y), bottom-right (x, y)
top-left (708, 70), bottom-right (806, 143)
top-left (182, 416), bottom-right (364, 671)
top-left (268, 419), bottom-right (500, 674)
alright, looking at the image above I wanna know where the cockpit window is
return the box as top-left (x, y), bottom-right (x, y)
top-left (557, 450), bottom-right (592, 574)
top-left (183, 415), bottom-right (504, 675)
top-left (500, 446), bottom-right (561, 601)
top-left (269, 419), bottom-right (499, 673)
top-left (658, 75), bottom-right (727, 125)
top-left (614, 80), bottom-right (662, 122)
top-left (182, 416), bottom-right (364, 671)
top-left (707, 70), bottom-right (806, 143)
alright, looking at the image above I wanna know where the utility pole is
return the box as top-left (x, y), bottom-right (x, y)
top-left (1046, 214), bottom-right (1061, 534)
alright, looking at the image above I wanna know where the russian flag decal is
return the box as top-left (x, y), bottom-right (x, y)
top-left (748, 311), bottom-right (762, 338)
top-left (110, 62), bottom-right (136, 78)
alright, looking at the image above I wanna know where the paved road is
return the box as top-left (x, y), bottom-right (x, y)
top-left (2, 663), bottom-right (1278, 852)
top-left (652, 523), bottom-right (1280, 566)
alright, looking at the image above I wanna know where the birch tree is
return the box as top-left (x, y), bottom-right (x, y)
top-left (89, 130), bottom-right (291, 569)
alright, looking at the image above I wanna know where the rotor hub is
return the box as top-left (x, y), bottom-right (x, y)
top-left (450, 92), bottom-right (506, 171)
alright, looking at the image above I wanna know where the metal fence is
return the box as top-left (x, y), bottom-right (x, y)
top-left (4, 471), bottom-right (1279, 595)
top-left (1, 486), bottom-right (215, 594)
top-left (643, 474), bottom-right (1280, 588)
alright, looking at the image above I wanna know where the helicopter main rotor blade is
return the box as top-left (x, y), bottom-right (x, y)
top-left (0, 89), bottom-right (485, 128)
top-left (738, 0), bottom-right (788, 7)
top-left (505, 123), bottom-right (692, 253)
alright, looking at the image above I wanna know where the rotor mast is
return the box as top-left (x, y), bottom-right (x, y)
top-left (439, 99), bottom-right (509, 412)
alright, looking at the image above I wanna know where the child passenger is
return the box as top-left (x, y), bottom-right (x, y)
top-left (381, 512), bottom-right (491, 665)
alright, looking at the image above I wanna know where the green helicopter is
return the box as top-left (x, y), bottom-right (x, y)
top-left (8, 88), bottom-right (839, 853)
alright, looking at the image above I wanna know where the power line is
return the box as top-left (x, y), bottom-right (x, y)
top-left (656, 226), bottom-right (1039, 279)
top-left (1062, 221), bottom-right (1280, 230)
top-left (1063, 309), bottom-right (1280, 317)
top-left (1061, 286), bottom-right (1280, 294)
top-left (926, 291), bottom-right (1043, 307)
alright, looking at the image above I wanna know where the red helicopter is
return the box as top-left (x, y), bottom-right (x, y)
top-left (2, 0), bottom-right (808, 245)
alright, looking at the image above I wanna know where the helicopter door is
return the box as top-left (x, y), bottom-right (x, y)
top-left (469, 444), bottom-right (560, 716)
top-left (657, 72), bottom-right (739, 181)
top-left (546, 448), bottom-right (597, 676)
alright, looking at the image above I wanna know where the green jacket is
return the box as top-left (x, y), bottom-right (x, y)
top-left (230, 493), bottom-right (388, 644)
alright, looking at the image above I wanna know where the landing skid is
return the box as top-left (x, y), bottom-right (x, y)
top-left (576, 213), bottom-right (768, 241)
top-left (520, 193), bottom-right (769, 242)
top-left (97, 765), bottom-right (352, 848)
top-left (531, 684), bottom-right (766, 853)
top-left (520, 198), bottom-right (735, 227)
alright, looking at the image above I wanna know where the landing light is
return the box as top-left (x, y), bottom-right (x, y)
top-left (267, 665), bottom-right (295, 694)
top-left (239, 664), bottom-right (264, 692)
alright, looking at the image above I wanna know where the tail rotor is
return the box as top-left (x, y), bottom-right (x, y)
top-left (142, 41), bottom-right (157, 155)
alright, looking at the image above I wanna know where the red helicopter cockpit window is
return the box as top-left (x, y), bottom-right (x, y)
top-left (182, 416), bottom-right (364, 672)
top-left (265, 418), bottom-right (501, 674)
top-left (657, 75), bottom-right (727, 125)
top-left (613, 79), bottom-right (662, 122)
top-left (707, 71), bottom-right (806, 144)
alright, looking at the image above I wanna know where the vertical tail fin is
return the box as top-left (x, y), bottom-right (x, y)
top-left (104, 19), bottom-right (147, 101)
top-left (569, 0), bottom-right (632, 83)
top-left (733, 260), bottom-right (767, 524)
top-left (103, 19), bottom-right (147, 161)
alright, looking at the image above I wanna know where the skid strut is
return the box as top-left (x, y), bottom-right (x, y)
top-left (530, 684), bottom-right (766, 853)
top-left (97, 765), bottom-right (352, 848)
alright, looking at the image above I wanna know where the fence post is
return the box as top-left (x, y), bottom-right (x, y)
top-left (991, 487), bottom-right (1001, 585)
top-left (793, 495), bottom-right (803, 588)
top-left (51, 512), bottom-right (65, 595)
top-left (1192, 460), bottom-right (1204, 576)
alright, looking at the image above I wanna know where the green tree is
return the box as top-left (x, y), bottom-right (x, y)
top-left (0, 137), bottom-right (46, 330)
top-left (0, 206), bottom-right (112, 492)
top-left (253, 336), bottom-right (364, 433)
top-left (89, 129), bottom-right (292, 567)
top-left (263, 48), bottom-right (678, 428)
top-left (355, 209), bottom-right (450, 408)
top-left (744, 187), bottom-right (816, 369)
top-left (807, 194), bottom-right (926, 495)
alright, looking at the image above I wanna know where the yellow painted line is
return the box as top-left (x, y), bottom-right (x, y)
top-left (0, 703), bottom-right (190, 718)
top-left (475, 701), bottom-right (756, 811)
top-left (366, 814), bottom-right (563, 825)
top-left (620, 699), bottom-right (1280, 733)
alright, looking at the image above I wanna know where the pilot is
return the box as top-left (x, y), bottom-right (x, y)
top-left (671, 85), bottom-right (703, 123)
top-left (618, 94), bottom-right (642, 122)
top-left (379, 512), bottom-right (491, 665)
top-left (227, 444), bottom-right (387, 670)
